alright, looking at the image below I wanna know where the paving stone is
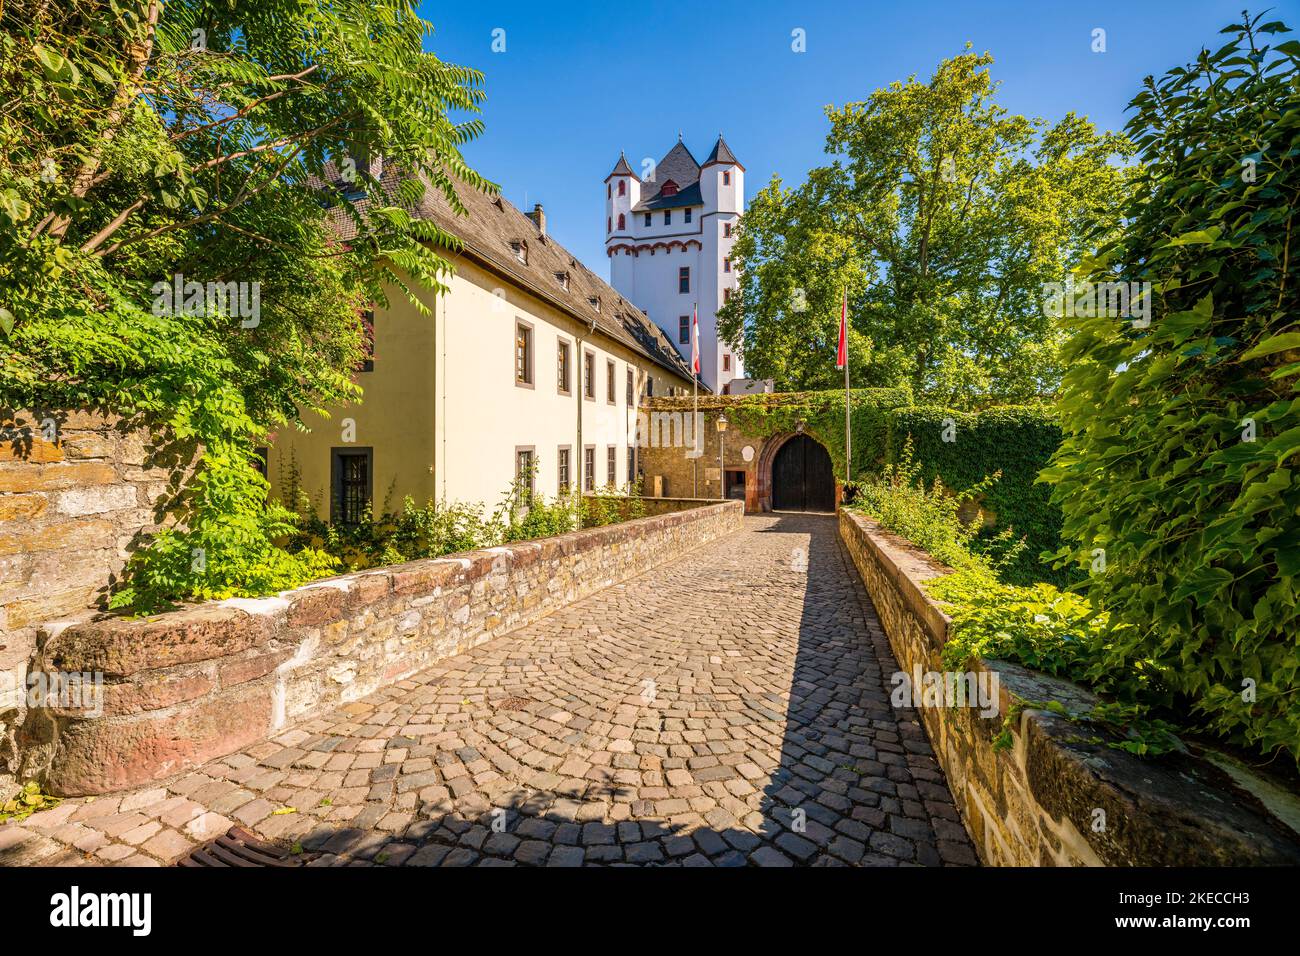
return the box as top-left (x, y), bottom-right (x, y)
top-left (120, 821), bottom-right (162, 846)
top-left (140, 828), bottom-right (193, 861)
top-left (440, 848), bottom-right (478, 867)
top-left (775, 832), bottom-right (819, 862)
top-left (405, 844), bottom-right (452, 867)
top-left (513, 840), bottom-right (551, 866)
top-left (624, 841), bottom-right (665, 863)
top-left (183, 812), bottom-right (233, 842)
top-left (750, 846), bottom-right (794, 867)
top-left (546, 845), bottom-right (586, 867)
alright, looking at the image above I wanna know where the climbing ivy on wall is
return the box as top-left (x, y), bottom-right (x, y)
top-left (886, 405), bottom-right (1066, 586)
top-left (721, 387), bottom-right (912, 479)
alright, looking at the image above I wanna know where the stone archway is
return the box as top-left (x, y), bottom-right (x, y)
top-left (756, 431), bottom-right (836, 513)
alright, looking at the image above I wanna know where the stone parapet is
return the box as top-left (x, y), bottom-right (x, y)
top-left (838, 508), bottom-right (1300, 866)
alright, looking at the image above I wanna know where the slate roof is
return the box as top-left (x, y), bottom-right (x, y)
top-left (703, 134), bottom-right (743, 170)
top-left (630, 136), bottom-right (742, 210)
top-left (633, 141), bottom-right (700, 211)
top-left (636, 180), bottom-right (703, 212)
top-left (317, 163), bottom-right (700, 388)
top-left (605, 152), bottom-right (637, 180)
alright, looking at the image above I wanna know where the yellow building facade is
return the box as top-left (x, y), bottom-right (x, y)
top-left (265, 182), bottom-right (697, 521)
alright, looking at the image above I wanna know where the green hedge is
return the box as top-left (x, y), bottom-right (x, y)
top-left (886, 405), bottom-right (1066, 586)
top-left (724, 387), bottom-right (912, 479)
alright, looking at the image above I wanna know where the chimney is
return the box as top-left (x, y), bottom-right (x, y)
top-left (529, 203), bottom-right (546, 237)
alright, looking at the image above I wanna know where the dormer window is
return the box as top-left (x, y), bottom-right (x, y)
top-left (510, 240), bottom-right (527, 264)
top-left (588, 296), bottom-right (601, 312)
top-left (555, 271), bottom-right (570, 290)
top-left (660, 180), bottom-right (679, 197)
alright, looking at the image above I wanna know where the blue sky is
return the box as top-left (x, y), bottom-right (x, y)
top-left (416, 0), bottom-right (1292, 275)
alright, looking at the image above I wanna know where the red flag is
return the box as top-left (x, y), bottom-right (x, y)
top-left (836, 289), bottom-right (847, 369)
top-left (691, 304), bottom-right (700, 376)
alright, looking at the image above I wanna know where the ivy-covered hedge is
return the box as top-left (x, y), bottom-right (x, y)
top-left (886, 405), bottom-right (1065, 586)
top-left (722, 387), bottom-right (912, 478)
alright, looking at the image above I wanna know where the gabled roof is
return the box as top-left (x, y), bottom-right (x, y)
top-left (702, 134), bottom-right (743, 170)
top-left (316, 162), bottom-right (699, 388)
top-left (636, 180), bottom-right (702, 212)
top-left (605, 151), bottom-right (637, 181)
top-left (636, 140), bottom-right (700, 209)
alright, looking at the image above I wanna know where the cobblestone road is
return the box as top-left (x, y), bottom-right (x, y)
top-left (4, 513), bottom-right (976, 867)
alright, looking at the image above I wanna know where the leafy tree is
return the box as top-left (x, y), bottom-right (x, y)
top-left (719, 46), bottom-right (1134, 405)
top-left (1044, 12), bottom-right (1299, 761)
top-left (0, 0), bottom-right (489, 609)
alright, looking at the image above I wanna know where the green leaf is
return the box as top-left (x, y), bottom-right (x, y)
top-left (1167, 226), bottom-right (1222, 246)
top-left (1240, 332), bottom-right (1300, 361)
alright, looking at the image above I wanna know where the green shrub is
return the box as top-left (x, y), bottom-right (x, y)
top-left (1045, 13), bottom-right (1300, 762)
top-left (275, 459), bottom-right (658, 576)
top-left (855, 439), bottom-right (1182, 756)
top-left (506, 493), bottom-right (579, 542)
top-left (576, 481), bottom-right (655, 527)
top-left (930, 569), bottom-right (1182, 756)
top-left (287, 495), bottom-right (499, 573)
top-left (887, 404), bottom-right (1066, 586)
top-left (852, 438), bottom-right (1025, 576)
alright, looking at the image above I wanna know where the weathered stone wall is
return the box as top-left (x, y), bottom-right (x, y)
top-left (37, 501), bottom-right (744, 796)
top-left (838, 508), bottom-right (1300, 866)
top-left (1, 410), bottom-right (181, 799)
top-left (636, 401), bottom-right (766, 507)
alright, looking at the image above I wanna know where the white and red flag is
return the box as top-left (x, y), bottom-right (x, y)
top-left (691, 304), bottom-right (701, 377)
top-left (836, 288), bottom-right (848, 370)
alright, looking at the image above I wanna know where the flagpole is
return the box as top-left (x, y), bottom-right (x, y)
top-left (692, 370), bottom-right (698, 498)
top-left (844, 327), bottom-right (851, 484)
top-left (692, 302), bottom-right (699, 497)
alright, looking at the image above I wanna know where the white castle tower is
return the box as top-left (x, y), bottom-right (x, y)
top-left (604, 135), bottom-right (745, 393)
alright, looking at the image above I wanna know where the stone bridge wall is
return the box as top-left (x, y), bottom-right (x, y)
top-left (838, 508), bottom-right (1300, 866)
top-left (1, 409), bottom-right (182, 799)
top-left (36, 500), bottom-right (744, 796)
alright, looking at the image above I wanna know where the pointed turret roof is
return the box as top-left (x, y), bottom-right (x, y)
top-left (702, 134), bottom-right (744, 171)
top-left (654, 141), bottom-right (701, 189)
top-left (605, 151), bottom-right (637, 181)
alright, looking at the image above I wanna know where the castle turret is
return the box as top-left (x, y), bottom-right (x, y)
top-left (699, 134), bottom-right (743, 215)
top-left (604, 152), bottom-right (639, 242)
